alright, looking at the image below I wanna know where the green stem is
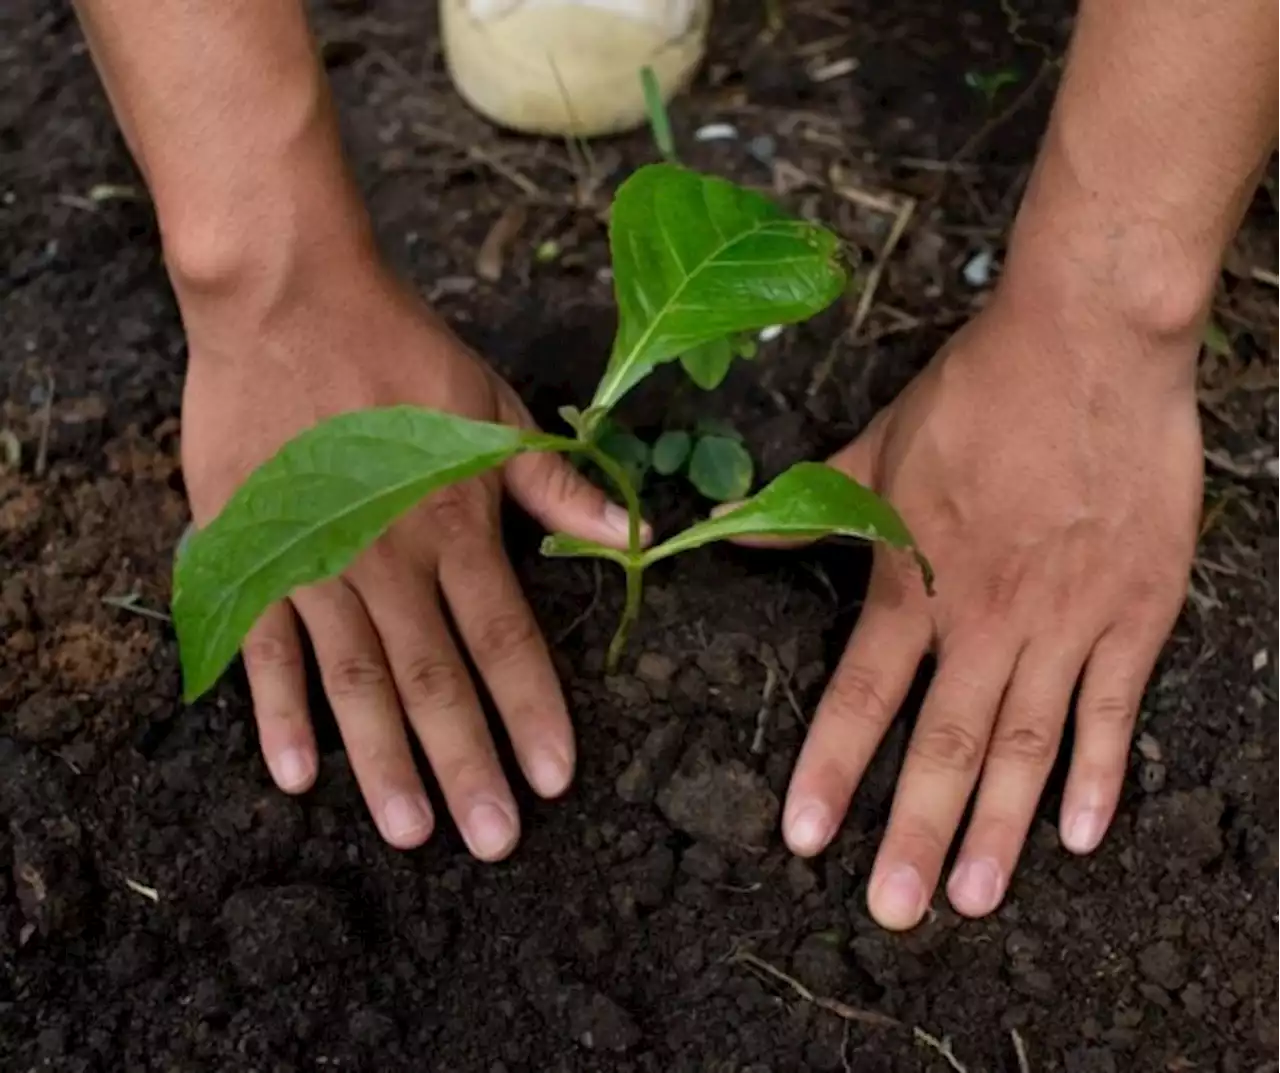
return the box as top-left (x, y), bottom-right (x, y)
top-left (576, 438), bottom-right (646, 671)
top-left (606, 563), bottom-right (644, 673)
top-left (534, 431), bottom-right (648, 670)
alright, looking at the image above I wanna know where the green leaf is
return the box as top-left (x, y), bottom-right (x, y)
top-left (596, 424), bottom-right (651, 489)
top-left (591, 164), bottom-right (847, 413)
top-left (651, 430), bottom-right (692, 475)
top-left (540, 533), bottom-right (630, 567)
top-left (645, 461), bottom-right (930, 587)
top-left (687, 435), bottom-right (754, 502)
top-left (680, 337), bottom-right (735, 390)
top-left (173, 407), bottom-right (529, 701)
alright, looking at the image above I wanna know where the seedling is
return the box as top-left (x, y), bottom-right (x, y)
top-left (172, 164), bottom-right (930, 700)
top-left (651, 422), bottom-right (755, 503)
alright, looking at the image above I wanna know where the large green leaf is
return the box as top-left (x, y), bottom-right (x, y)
top-left (591, 164), bottom-right (847, 414)
top-left (173, 407), bottom-right (530, 701)
top-left (644, 462), bottom-right (931, 586)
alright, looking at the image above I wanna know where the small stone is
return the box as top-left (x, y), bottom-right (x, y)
top-left (1138, 939), bottom-right (1186, 991)
top-left (1134, 732), bottom-right (1163, 762)
top-left (1181, 982), bottom-right (1206, 1017)
top-left (635, 652), bottom-right (677, 697)
top-left (1138, 761), bottom-right (1167, 794)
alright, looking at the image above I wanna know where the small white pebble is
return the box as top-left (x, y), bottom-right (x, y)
top-left (694, 123), bottom-right (738, 142)
top-left (758, 324), bottom-right (784, 343)
top-left (1135, 732), bottom-right (1163, 763)
top-left (962, 249), bottom-right (994, 287)
top-left (1253, 649), bottom-right (1269, 671)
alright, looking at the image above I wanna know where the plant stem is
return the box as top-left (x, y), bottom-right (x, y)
top-left (578, 438), bottom-right (646, 671)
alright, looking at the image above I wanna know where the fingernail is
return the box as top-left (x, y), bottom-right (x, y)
top-left (786, 803), bottom-right (832, 855)
top-left (1062, 808), bottom-right (1104, 854)
top-left (466, 800), bottom-right (517, 860)
top-left (382, 794), bottom-right (432, 845)
top-left (273, 747), bottom-right (314, 792)
top-left (947, 858), bottom-right (1003, 916)
top-left (527, 746), bottom-right (572, 798)
top-left (870, 864), bottom-right (926, 930)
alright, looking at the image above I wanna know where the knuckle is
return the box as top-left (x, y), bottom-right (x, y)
top-left (399, 652), bottom-right (467, 709)
top-left (990, 722), bottom-right (1058, 766)
top-left (826, 664), bottom-right (893, 727)
top-left (325, 654), bottom-right (389, 699)
top-left (1083, 693), bottom-right (1134, 729)
top-left (913, 720), bottom-right (985, 772)
top-left (978, 556), bottom-right (1025, 616)
top-left (472, 610), bottom-right (536, 665)
top-left (427, 484), bottom-right (485, 542)
top-left (243, 634), bottom-right (300, 671)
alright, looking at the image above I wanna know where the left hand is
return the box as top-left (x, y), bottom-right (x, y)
top-left (782, 294), bottom-right (1203, 928)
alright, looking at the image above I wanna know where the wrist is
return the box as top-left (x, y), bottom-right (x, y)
top-left (153, 72), bottom-right (374, 311)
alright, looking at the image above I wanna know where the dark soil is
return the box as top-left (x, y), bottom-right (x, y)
top-left (2, 2), bottom-right (1277, 1071)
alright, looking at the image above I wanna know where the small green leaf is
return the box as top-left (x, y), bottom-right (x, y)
top-left (645, 461), bottom-right (930, 587)
top-left (173, 407), bottom-right (529, 701)
top-left (651, 430), bottom-right (693, 475)
top-left (591, 164), bottom-right (847, 414)
top-left (688, 435), bottom-right (754, 502)
top-left (540, 533), bottom-right (630, 567)
top-left (558, 404), bottom-right (584, 433)
top-left (680, 337), bottom-right (735, 390)
top-left (597, 424), bottom-right (651, 489)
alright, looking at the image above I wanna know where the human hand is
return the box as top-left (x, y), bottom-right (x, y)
top-left (782, 295), bottom-right (1203, 928)
top-left (178, 250), bottom-right (637, 858)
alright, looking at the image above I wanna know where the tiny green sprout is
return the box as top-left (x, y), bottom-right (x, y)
top-left (964, 67), bottom-right (1020, 106)
top-left (172, 163), bottom-right (931, 699)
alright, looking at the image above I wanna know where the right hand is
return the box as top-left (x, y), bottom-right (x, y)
top-left (176, 247), bottom-right (638, 858)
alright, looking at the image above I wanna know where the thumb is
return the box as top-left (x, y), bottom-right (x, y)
top-left (495, 382), bottom-right (650, 551)
top-left (826, 409), bottom-right (886, 486)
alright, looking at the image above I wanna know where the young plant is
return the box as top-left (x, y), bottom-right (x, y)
top-left (172, 164), bottom-right (930, 701)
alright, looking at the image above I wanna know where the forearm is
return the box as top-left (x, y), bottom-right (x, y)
top-left (1002, 0), bottom-right (1277, 353)
top-left (73, 0), bottom-right (371, 295)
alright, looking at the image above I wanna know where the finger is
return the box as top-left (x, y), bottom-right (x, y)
top-left (1059, 617), bottom-right (1171, 855)
top-left (242, 601), bottom-right (317, 794)
top-left (946, 636), bottom-right (1089, 917)
top-left (495, 380), bottom-right (649, 550)
top-left (352, 557), bottom-right (521, 862)
top-left (783, 569), bottom-right (931, 857)
top-left (439, 533), bottom-right (575, 801)
top-left (867, 636), bottom-right (1018, 931)
top-left (291, 579), bottom-right (435, 850)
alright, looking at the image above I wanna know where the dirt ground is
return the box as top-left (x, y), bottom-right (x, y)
top-left (2, 1), bottom-right (1277, 1070)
